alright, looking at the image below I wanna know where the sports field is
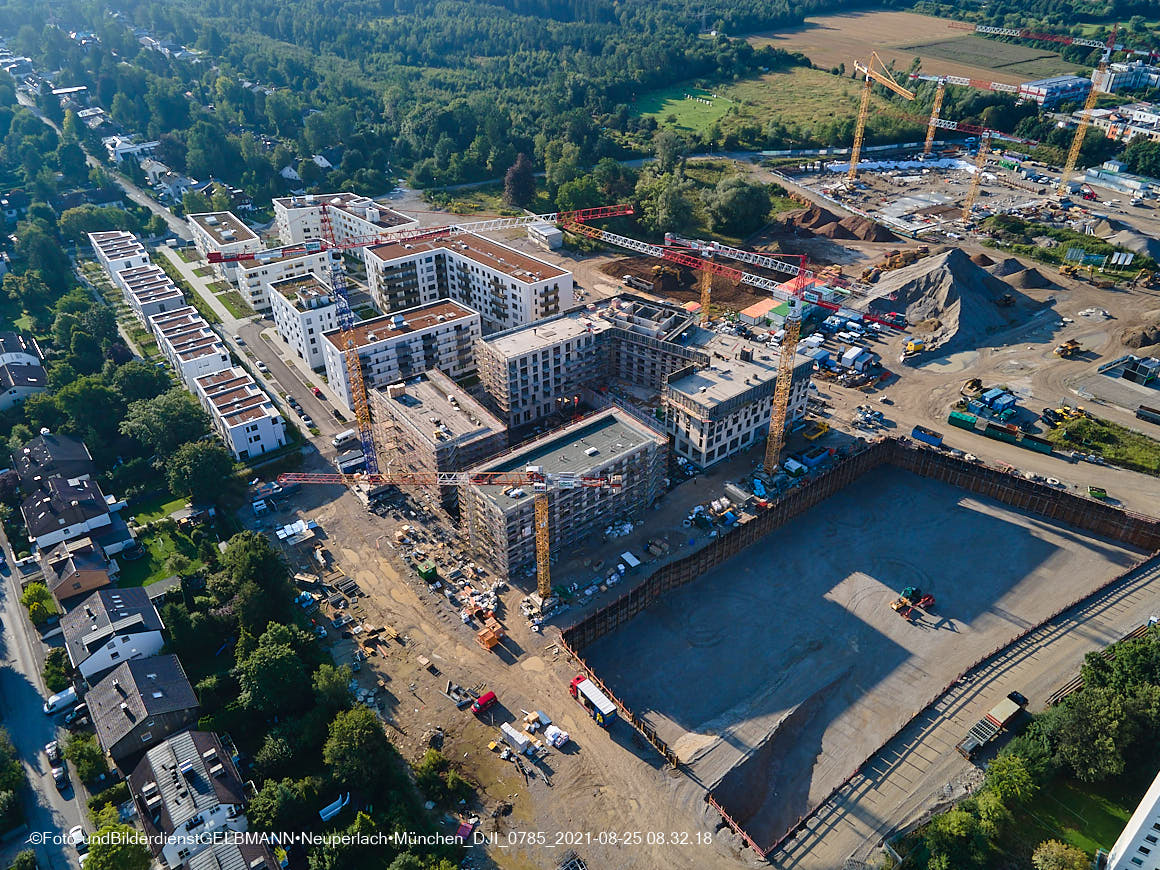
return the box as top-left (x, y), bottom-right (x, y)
top-left (748, 10), bottom-right (1082, 86)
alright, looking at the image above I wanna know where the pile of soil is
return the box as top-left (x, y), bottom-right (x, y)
top-left (971, 253), bottom-right (995, 267)
top-left (1091, 218), bottom-right (1120, 237)
top-left (987, 257), bottom-right (1026, 277)
top-left (1122, 309), bottom-right (1160, 349)
top-left (868, 249), bottom-right (1030, 353)
top-left (788, 204), bottom-right (898, 242)
top-left (597, 256), bottom-right (765, 310)
top-left (1107, 228), bottom-right (1160, 262)
top-left (1007, 267), bottom-right (1055, 289)
top-left (793, 204), bottom-right (841, 230)
top-left (837, 214), bottom-right (898, 242)
top-left (814, 220), bottom-right (857, 240)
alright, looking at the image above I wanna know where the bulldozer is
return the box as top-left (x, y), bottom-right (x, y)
top-left (1054, 339), bottom-right (1083, 358)
top-left (1132, 269), bottom-right (1157, 289)
top-left (961, 377), bottom-right (983, 398)
top-left (1059, 264), bottom-right (1080, 278)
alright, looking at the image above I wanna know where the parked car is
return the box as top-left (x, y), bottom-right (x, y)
top-left (301, 415), bottom-right (315, 428)
top-left (471, 691), bottom-right (498, 715)
top-left (52, 764), bottom-right (69, 792)
top-left (312, 386), bottom-right (323, 398)
top-left (232, 334), bottom-right (244, 345)
top-left (66, 715), bottom-right (91, 732)
top-left (43, 686), bottom-right (78, 715)
top-left (44, 740), bottom-right (61, 764)
top-left (332, 409), bottom-right (346, 422)
top-left (68, 825), bottom-right (87, 852)
top-left (256, 361), bottom-right (269, 374)
top-left (63, 703), bottom-right (88, 726)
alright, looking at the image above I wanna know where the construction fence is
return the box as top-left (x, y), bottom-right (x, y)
top-left (559, 437), bottom-right (1160, 856)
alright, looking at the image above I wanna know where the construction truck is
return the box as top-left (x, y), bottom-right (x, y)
top-left (955, 693), bottom-right (1027, 759)
top-left (890, 585), bottom-right (935, 620)
top-left (622, 274), bottom-right (653, 292)
top-left (904, 338), bottom-right (926, 357)
top-left (570, 675), bottom-right (617, 728)
top-left (803, 420), bottom-right (830, 441)
top-left (1054, 339), bottom-right (1083, 358)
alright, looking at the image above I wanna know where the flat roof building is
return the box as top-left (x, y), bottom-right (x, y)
top-left (321, 300), bottom-right (480, 410)
top-left (1019, 74), bottom-right (1092, 108)
top-left (463, 409), bottom-right (667, 578)
top-left (370, 371), bottom-right (507, 513)
top-left (1107, 766), bottom-right (1160, 869)
top-left (89, 230), bottom-right (150, 276)
top-left (235, 247), bottom-right (334, 312)
top-left (268, 273), bottom-right (338, 370)
top-left (664, 334), bottom-right (814, 469)
top-left (193, 368), bottom-right (286, 460)
top-left (151, 308), bottom-right (231, 389)
top-left (476, 295), bottom-right (703, 428)
top-left (186, 212), bottom-right (261, 283)
top-left (273, 192), bottom-right (418, 246)
top-left (363, 232), bottom-right (572, 332)
top-left (116, 264), bottom-right (185, 324)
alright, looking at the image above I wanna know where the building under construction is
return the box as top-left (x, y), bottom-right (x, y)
top-left (369, 371), bottom-right (507, 513)
top-left (462, 408), bottom-right (668, 577)
top-left (475, 295), bottom-right (703, 428)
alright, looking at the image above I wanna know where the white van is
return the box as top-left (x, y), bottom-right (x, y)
top-left (43, 686), bottom-right (78, 715)
top-left (332, 429), bottom-right (358, 449)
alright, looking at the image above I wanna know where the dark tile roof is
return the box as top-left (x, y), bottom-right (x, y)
top-left (61, 587), bottom-right (163, 667)
top-left (0, 331), bottom-right (42, 362)
top-left (41, 536), bottom-right (111, 598)
top-left (20, 477), bottom-right (109, 539)
top-left (12, 432), bottom-right (95, 491)
top-left (89, 656), bottom-right (199, 755)
top-left (0, 362), bottom-right (46, 391)
top-left (187, 842), bottom-right (279, 870)
top-left (129, 731), bottom-right (245, 843)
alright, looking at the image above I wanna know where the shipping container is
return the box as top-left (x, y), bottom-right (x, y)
top-left (911, 425), bottom-right (944, 447)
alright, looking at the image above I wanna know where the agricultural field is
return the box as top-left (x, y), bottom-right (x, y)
top-left (747, 10), bottom-right (1081, 86)
top-left (634, 66), bottom-right (923, 142)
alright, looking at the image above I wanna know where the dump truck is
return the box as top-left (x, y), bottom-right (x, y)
top-left (955, 694), bottom-right (1026, 759)
top-left (1054, 339), bottom-right (1082, 358)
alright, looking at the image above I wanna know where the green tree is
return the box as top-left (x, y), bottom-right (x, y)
top-left (110, 360), bottom-right (171, 403)
top-left (925, 809), bottom-right (987, 870)
top-left (68, 330), bottom-right (103, 374)
top-left (503, 153), bottom-right (535, 207)
top-left (20, 583), bottom-right (56, 624)
top-left (654, 128), bottom-right (683, 174)
top-left (985, 754), bottom-right (1038, 805)
top-left (83, 824), bottom-right (150, 870)
top-left (181, 189), bottom-right (212, 216)
top-left (313, 663), bottom-right (353, 712)
top-left (635, 171), bottom-right (696, 234)
top-left (1032, 839), bottom-right (1089, 870)
top-left (57, 205), bottom-right (132, 243)
top-left (15, 224), bottom-right (71, 293)
top-left (248, 777), bottom-right (321, 832)
top-left (323, 706), bottom-right (398, 795)
top-left (555, 176), bottom-right (600, 213)
top-left (1056, 687), bottom-right (1138, 782)
top-left (166, 441), bottom-right (237, 504)
top-left (8, 849), bottom-right (37, 870)
top-left (704, 176), bottom-right (772, 235)
top-left (120, 389), bottom-right (210, 457)
top-left (42, 647), bottom-right (70, 693)
top-left (64, 734), bottom-right (109, 783)
top-left (236, 629), bottom-right (307, 714)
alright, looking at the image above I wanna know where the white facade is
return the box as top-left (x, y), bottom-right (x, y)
top-left (236, 248), bottom-right (333, 312)
top-left (151, 308), bottom-right (231, 389)
top-left (1094, 61), bottom-right (1160, 94)
top-left (101, 136), bottom-right (159, 163)
top-left (75, 631), bottom-right (163, 681)
top-left (116, 265), bottom-right (185, 324)
top-left (322, 301), bottom-right (481, 410)
top-left (186, 212), bottom-right (261, 283)
top-left (0, 364), bottom-right (46, 411)
top-left (0, 333), bottom-right (42, 367)
top-left (88, 231), bottom-right (150, 277)
top-left (194, 368), bottom-right (287, 460)
top-left (1108, 767), bottom-right (1160, 869)
top-left (363, 233), bottom-right (573, 332)
top-left (273, 192), bottom-right (418, 246)
top-left (268, 274), bottom-right (338, 370)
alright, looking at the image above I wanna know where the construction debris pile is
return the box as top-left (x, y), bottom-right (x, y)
top-left (868, 249), bottom-right (1031, 353)
top-left (789, 204), bottom-right (898, 242)
top-left (1122, 309), bottom-right (1160, 350)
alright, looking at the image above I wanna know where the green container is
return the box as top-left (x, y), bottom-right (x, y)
top-left (416, 560), bottom-right (439, 582)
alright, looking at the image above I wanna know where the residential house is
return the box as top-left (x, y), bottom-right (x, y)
top-left (89, 231), bottom-right (150, 277)
top-left (12, 432), bottom-right (95, 492)
top-left (88, 655), bottom-right (199, 766)
top-left (192, 368), bottom-right (287, 460)
top-left (272, 191), bottom-right (417, 246)
top-left (267, 273), bottom-right (337, 368)
top-left (41, 536), bottom-right (115, 611)
top-left (129, 731), bottom-right (248, 869)
top-left (0, 362), bottom-right (46, 411)
top-left (19, 476), bottom-right (133, 555)
top-left (102, 135), bottom-right (160, 164)
top-left (187, 212), bottom-right (261, 283)
top-left (0, 331), bottom-right (42, 367)
top-left (61, 587), bottom-right (164, 681)
top-left (1, 190), bottom-right (29, 223)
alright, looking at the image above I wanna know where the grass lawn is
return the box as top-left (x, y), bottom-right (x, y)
top-left (354, 305), bottom-right (380, 321)
top-left (1014, 775), bottom-right (1140, 856)
top-left (118, 525), bottom-right (205, 588)
top-left (128, 492), bottom-right (187, 524)
top-left (193, 266), bottom-right (213, 278)
top-left (177, 248), bottom-right (201, 263)
top-left (215, 290), bottom-right (257, 319)
top-left (1047, 414), bottom-right (1160, 475)
top-left (428, 181), bottom-right (553, 216)
top-left (635, 67), bottom-right (924, 143)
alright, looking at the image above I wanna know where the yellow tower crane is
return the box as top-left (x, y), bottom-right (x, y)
top-left (962, 132), bottom-right (993, 221)
top-left (698, 269), bottom-right (713, 325)
top-left (924, 79), bottom-right (947, 156)
top-left (848, 52), bottom-right (917, 183)
top-left (1059, 26), bottom-right (1117, 196)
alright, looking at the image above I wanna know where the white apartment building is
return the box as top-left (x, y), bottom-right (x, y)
top-left (664, 337), bottom-right (815, 469)
top-left (235, 247), bottom-right (334, 312)
top-left (186, 211), bottom-right (261, 283)
top-left (363, 233), bottom-right (573, 332)
top-left (322, 301), bottom-right (480, 410)
top-left (89, 231), bottom-right (150, 276)
top-left (115, 264), bottom-right (185, 324)
top-left (273, 192), bottom-right (417, 246)
top-left (1094, 60), bottom-right (1160, 94)
top-left (151, 308), bottom-right (231, 389)
top-left (1108, 767), bottom-right (1160, 869)
top-left (268, 273), bottom-right (338, 370)
top-left (194, 367), bottom-right (286, 460)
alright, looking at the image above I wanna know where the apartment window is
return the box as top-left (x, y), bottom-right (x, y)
top-left (140, 732), bottom-right (152, 743)
top-left (122, 637), bottom-right (130, 643)
top-left (1148, 835), bottom-right (1159, 844)
top-left (110, 651), bottom-right (120, 660)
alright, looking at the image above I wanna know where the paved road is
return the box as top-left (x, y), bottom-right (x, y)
top-left (0, 547), bottom-right (85, 870)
